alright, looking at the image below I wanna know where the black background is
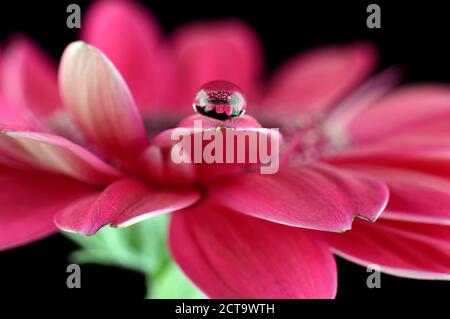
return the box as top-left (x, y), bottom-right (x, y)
top-left (0, 0), bottom-right (449, 299)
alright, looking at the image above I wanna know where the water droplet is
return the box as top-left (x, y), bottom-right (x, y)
top-left (193, 80), bottom-right (246, 120)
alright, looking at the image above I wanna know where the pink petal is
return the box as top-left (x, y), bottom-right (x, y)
top-left (169, 202), bottom-right (337, 298)
top-left (55, 178), bottom-right (200, 235)
top-left (0, 94), bottom-right (26, 126)
top-left (327, 145), bottom-right (450, 180)
top-left (336, 165), bottom-right (450, 225)
top-left (224, 105), bottom-right (233, 116)
top-left (152, 114), bottom-right (282, 182)
top-left (177, 113), bottom-right (263, 130)
top-left (139, 145), bottom-right (196, 187)
top-left (322, 218), bottom-right (450, 280)
top-left (81, 0), bottom-right (170, 110)
top-left (324, 67), bottom-right (401, 130)
top-left (264, 42), bottom-right (377, 114)
top-left (0, 46), bottom-right (2, 94)
top-left (0, 165), bottom-right (95, 251)
top-left (211, 162), bottom-right (389, 232)
top-left (1, 36), bottom-right (61, 122)
top-left (354, 134), bottom-right (450, 150)
top-left (0, 126), bottom-right (122, 185)
top-left (59, 41), bottom-right (149, 162)
top-left (169, 20), bottom-right (263, 109)
top-left (347, 85), bottom-right (450, 144)
top-left (215, 105), bottom-right (224, 113)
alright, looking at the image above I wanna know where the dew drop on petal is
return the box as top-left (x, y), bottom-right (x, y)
top-left (193, 80), bottom-right (247, 120)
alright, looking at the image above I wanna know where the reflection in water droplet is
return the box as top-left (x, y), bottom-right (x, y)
top-left (193, 80), bottom-right (246, 120)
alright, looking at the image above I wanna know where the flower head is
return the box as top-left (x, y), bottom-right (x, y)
top-left (0, 0), bottom-right (449, 298)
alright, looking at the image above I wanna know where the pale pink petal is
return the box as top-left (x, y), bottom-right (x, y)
top-left (0, 165), bottom-right (95, 251)
top-left (347, 85), bottom-right (450, 144)
top-left (0, 126), bottom-right (122, 185)
top-left (322, 218), bottom-right (450, 280)
top-left (264, 42), bottom-right (377, 114)
top-left (336, 165), bottom-right (450, 225)
top-left (211, 162), bottom-right (389, 232)
top-left (82, 0), bottom-right (170, 110)
top-left (169, 202), bottom-right (337, 298)
top-left (1, 36), bottom-right (61, 122)
top-left (59, 41), bottom-right (149, 162)
top-left (169, 20), bottom-right (263, 109)
top-left (55, 178), bottom-right (200, 235)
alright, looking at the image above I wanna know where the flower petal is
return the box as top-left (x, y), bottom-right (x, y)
top-left (59, 41), bottom-right (149, 163)
top-left (347, 85), bottom-right (450, 144)
top-left (140, 144), bottom-right (196, 187)
top-left (211, 162), bottom-right (389, 232)
top-left (0, 165), bottom-right (95, 251)
top-left (0, 46), bottom-right (2, 84)
top-left (152, 114), bottom-right (282, 183)
top-left (170, 20), bottom-right (263, 109)
top-left (264, 42), bottom-right (377, 114)
top-left (169, 202), bottom-right (337, 298)
top-left (0, 126), bottom-right (122, 185)
top-left (336, 165), bottom-right (450, 225)
top-left (81, 0), bottom-right (169, 110)
top-left (55, 178), bottom-right (200, 235)
top-left (1, 36), bottom-right (61, 122)
top-left (0, 94), bottom-right (26, 126)
top-left (326, 145), bottom-right (450, 180)
top-left (322, 218), bottom-right (450, 280)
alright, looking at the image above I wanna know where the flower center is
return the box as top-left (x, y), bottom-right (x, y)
top-left (258, 112), bottom-right (349, 163)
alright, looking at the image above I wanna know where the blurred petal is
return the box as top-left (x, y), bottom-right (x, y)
top-left (1, 36), bottom-right (61, 122)
top-left (0, 94), bottom-right (26, 126)
top-left (0, 46), bottom-right (2, 95)
top-left (324, 67), bottom-right (401, 129)
top-left (170, 20), bottom-right (263, 109)
top-left (59, 41), bottom-right (149, 162)
top-left (352, 134), bottom-right (450, 150)
top-left (55, 178), bottom-right (200, 235)
top-left (347, 85), bottom-right (450, 144)
top-left (211, 162), bottom-right (388, 232)
top-left (0, 166), bottom-right (95, 251)
top-left (0, 126), bottom-right (122, 185)
top-left (264, 42), bottom-right (377, 114)
top-left (82, 0), bottom-right (170, 110)
top-left (169, 202), bottom-right (337, 298)
top-left (327, 145), bottom-right (450, 179)
top-left (322, 218), bottom-right (450, 280)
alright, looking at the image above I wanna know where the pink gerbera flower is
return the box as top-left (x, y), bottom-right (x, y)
top-left (0, 0), bottom-right (449, 298)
